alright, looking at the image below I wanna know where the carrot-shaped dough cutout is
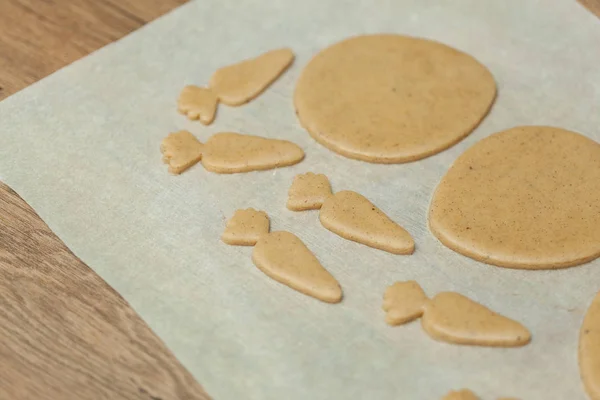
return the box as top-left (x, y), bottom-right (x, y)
top-left (210, 48), bottom-right (295, 106)
top-left (286, 173), bottom-right (414, 254)
top-left (383, 281), bottom-right (531, 347)
top-left (221, 210), bottom-right (342, 303)
top-left (161, 131), bottom-right (304, 174)
top-left (202, 132), bottom-right (304, 173)
top-left (320, 191), bottom-right (414, 255)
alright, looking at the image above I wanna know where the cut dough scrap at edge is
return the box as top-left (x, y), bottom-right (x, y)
top-left (222, 209), bottom-right (270, 246)
top-left (441, 389), bottom-right (479, 400)
top-left (287, 172), bottom-right (333, 211)
top-left (177, 85), bottom-right (219, 125)
top-left (319, 190), bottom-right (414, 255)
top-left (382, 281), bottom-right (428, 325)
top-left (160, 130), bottom-right (204, 174)
top-left (580, 291), bottom-right (600, 400)
top-left (422, 292), bottom-right (531, 347)
top-left (252, 231), bottom-right (342, 303)
top-left (201, 132), bottom-right (304, 173)
top-left (209, 48), bottom-right (295, 106)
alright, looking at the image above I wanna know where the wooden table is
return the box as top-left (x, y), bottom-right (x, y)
top-left (0, 1), bottom-right (597, 399)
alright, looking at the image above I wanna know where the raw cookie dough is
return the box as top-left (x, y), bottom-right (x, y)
top-left (294, 34), bottom-right (496, 163)
top-left (442, 389), bottom-right (518, 400)
top-left (383, 281), bottom-right (428, 325)
top-left (160, 130), bottom-right (203, 174)
top-left (252, 231), bottom-right (342, 303)
top-left (221, 209), bottom-right (269, 246)
top-left (161, 131), bottom-right (304, 174)
top-left (287, 172), bottom-right (333, 211)
top-left (202, 132), bottom-right (304, 173)
top-left (429, 126), bottom-right (600, 269)
top-left (177, 85), bottom-right (218, 125)
top-left (580, 291), bottom-right (600, 400)
top-left (287, 174), bottom-right (414, 254)
top-left (382, 281), bottom-right (531, 347)
top-left (442, 389), bottom-right (479, 400)
top-left (320, 190), bottom-right (414, 255)
top-left (210, 48), bottom-right (294, 106)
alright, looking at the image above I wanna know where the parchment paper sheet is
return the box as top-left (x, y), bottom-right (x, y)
top-left (1, 0), bottom-right (599, 398)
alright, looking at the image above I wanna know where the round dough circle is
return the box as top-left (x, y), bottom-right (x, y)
top-left (429, 126), bottom-right (600, 269)
top-left (294, 34), bottom-right (496, 163)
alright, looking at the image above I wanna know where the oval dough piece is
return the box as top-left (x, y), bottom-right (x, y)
top-left (252, 231), bottom-right (342, 303)
top-left (422, 292), bottom-right (531, 347)
top-left (202, 132), bottom-right (304, 173)
top-left (294, 34), bottom-right (496, 163)
top-left (320, 190), bottom-right (414, 255)
top-left (580, 291), bottom-right (600, 400)
top-left (429, 126), bottom-right (600, 269)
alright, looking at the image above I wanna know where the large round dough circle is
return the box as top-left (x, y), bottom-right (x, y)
top-left (294, 34), bottom-right (496, 163)
top-left (429, 126), bottom-right (600, 269)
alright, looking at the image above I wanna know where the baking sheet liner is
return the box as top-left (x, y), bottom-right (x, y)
top-left (0, 0), bottom-right (599, 398)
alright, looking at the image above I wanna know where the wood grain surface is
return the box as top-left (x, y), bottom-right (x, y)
top-left (0, 1), bottom-right (210, 399)
top-left (0, 0), bottom-right (598, 399)
top-left (0, 183), bottom-right (209, 400)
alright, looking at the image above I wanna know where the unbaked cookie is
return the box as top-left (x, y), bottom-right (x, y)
top-left (160, 130), bottom-right (204, 174)
top-left (161, 131), bottom-right (304, 174)
top-left (383, 281), bottom-right (531, 347)
top-left (202, 132), bottom-right (304, 173)
top-left (221, 209), bottom-right (270, 246)
top-left (580, 291), bottom-right (600, 400)
top-left (210, 48), bottom-right (294, 106)
top-left (429, 126), bottom-right (600, 269)
top-left (287, 172), bottom-right (333, 211)
top-left (294, 34), bottom-right (496, 163)
top-left (252, 231), bottom-right (342, 303)
top-left (177, 85), bottom-right (218, 125)
top-left (286, 173), bottom-right (414, 254)
top-left (320, 191), bottom-right (414, 255)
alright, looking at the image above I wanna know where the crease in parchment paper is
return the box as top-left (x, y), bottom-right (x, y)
top-left (0, 0), bottom-right (599, 399)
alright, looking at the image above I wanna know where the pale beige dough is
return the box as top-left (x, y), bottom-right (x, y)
top-left (252, 231), bottom-right (342, 303)
top-left (382, 281), bottom-right (531, 347)
top-left (161, 131), bottom-right (304, 174)
top-left (429, 126), bottom-right (600, 269)
top-left (294, 34), bottom-right (496, 163)
top-left (177, 85), bottom-right (218, 125)
top-left (221, 209), bottom-right (269, 246)
top-left (422, 292), bottom-right (531, 347)
top-left (320, 190), bottom-right (414, 255)
top-left (383, 281), bottom-right (427, 325)
top-left (287, 172), bottom-right (333, 211)
top-left (160, 130), bottom-right (203, 174)
top-left (202, 132), bottom-right (304, 173)
top-left (442, 389), bottom-right (479, 400)
top-left (210, 48), bottom-right (294, 106)
top-left (580, 291), bottom-right (600, 400)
